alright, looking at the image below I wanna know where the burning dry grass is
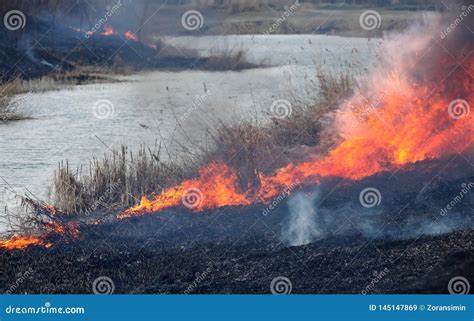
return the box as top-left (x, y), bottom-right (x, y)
top-left (51, 71), bottom-right (354, 214)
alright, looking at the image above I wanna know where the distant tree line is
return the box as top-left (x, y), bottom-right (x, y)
top-left (0, 0), bottom-right (447, 16)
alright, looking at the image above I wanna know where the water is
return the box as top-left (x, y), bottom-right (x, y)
top-left (0, 34), bottom-right (378, 223)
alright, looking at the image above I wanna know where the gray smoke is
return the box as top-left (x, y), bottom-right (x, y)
top-left (281, 191), bottom-right (324, 246)
top-left (280, 190), bottom-right (472, 246)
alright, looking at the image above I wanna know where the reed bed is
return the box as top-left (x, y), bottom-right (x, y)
top-left (52, 145), bottom-right (185, 214)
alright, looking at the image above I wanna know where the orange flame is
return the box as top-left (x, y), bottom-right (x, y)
top-left (118, 163), bottom-right (250, 218)
top-left (0, 216), bottom-right (80, 251)
top-left (0, 235), bottom-right (51, 250)
top-left (101, 25), bottom-right (117, 36)
top-left (124, 31), bottom-right (139, 42)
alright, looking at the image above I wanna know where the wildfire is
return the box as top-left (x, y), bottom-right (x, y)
top-left (0, 235), bottom-right (51, 251)
top-left (1, 19), bottom-right (472, 250)
top-left (124, 31), bottom-right (139, 41)
top-left (118, 34), bottom-right (473, 219)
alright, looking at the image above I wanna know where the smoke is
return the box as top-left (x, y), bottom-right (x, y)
top-left (335, 6), bottom-right (472, 140)
top-left (281, 190), bottom-right (324, 246)
top-left (281, 197), bottom-right (472, 246)
top-left (280, 176), bottom-right (473, 246)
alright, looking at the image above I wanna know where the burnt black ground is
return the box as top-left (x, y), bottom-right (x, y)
top-left (0, 227), bottom-right (472, 294)
top-left (0, 164), bottom-right (473, 294)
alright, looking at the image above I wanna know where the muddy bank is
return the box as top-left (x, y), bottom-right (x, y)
top-left (0, 18), bottom-right (260, 81)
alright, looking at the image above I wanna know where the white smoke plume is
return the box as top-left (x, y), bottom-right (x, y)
top-left (281, 191), bottom-right (324, 246)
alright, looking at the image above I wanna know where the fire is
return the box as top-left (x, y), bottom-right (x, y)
top-left (0, 235), bottom-right (51, 250)
top-left (0, 218), bottom-right (80, 251)
top-left (124, 31), bottom-right (139, 42)
top-left (42, 203), bottom-right (57, 215)
top-left (118, 163), bottom-right (250, 218)
top-left (44, 221), bottom-right (80, 239)
top-left (119, 33), bottom-right (473, 219)
top-left (101, 25), bottom-right (117, 36)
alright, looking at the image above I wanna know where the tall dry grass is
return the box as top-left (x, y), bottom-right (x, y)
top-left (52, 145), bottom-right (185, 214)
top-left (0, 80), bottom-right (28, 122)
top-left (205, 49), bottom-right (254, 70)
